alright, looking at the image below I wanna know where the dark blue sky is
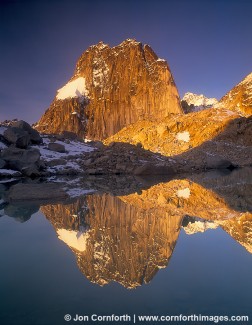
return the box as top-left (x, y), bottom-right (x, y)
top-left (1, 0), bottom-right (252, 123)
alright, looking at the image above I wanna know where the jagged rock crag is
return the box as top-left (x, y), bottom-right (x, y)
top-left (215, 72), bottom-right (252, 116)
top-left (35, 39), bottom-right (182, 140)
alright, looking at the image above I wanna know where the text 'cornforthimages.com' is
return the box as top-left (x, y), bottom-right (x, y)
top-left (64, 313), bottom-right (249, 323)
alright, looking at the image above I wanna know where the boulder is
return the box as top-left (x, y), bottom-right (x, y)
top-left (1, 147), bottom-right (40, 165)
top-left (61, 131), bottom-right (78, 140)
top-left (3, 127), bottom-right (30, 148)
top-left (1, 147), bottom-right (41, 176)
top-left (21, 166), bottom-right (41, 178)
top-left (48, 142), bottom-right (65, 153)
top-left (12, 120), bottom-right (42, 144)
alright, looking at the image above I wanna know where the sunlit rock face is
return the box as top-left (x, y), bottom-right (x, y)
top-left (215, 72), bottom-right (252, 116)
top-left (104, 108), bottom-right (240, 156)
top-left (35, 39), bottom-right (182, 140)
top-left (105, 108), bottom-right (252, 168)
top-left (41, 194), bottom-right (183, 289)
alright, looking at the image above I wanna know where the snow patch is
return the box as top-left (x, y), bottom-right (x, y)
top-left (56, 77), bottom-right (89, 100)
top-left (71, 111), bottom-right (79, 117)
top-left (57, 229), bottom-right (90, 252)
top-left (177, 188), bottom-right (190, 199)
top-left (34, 137), bottom-right (95, 162)
top-left (183, 220), bottom-right (219, 235)
top-left (176, 131), bottom-right (190, 142)
top-left (0, 169), bottom-right (21, 177)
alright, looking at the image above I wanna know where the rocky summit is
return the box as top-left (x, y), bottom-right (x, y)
top-left (215, 72), bottom-right (252, 116)
top-left (181, 92), bottom-right (218, 113)
top-left (35, 39), bottom-right (182, 140)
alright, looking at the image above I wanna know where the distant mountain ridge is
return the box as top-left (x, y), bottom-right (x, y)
top-left (181, 92), bottom-right (218, 113)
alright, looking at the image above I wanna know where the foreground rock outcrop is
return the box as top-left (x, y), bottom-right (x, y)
top-left (35, 39), bottom-right (182, 140)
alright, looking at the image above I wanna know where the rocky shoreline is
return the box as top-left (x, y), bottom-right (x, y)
top-left (1, 116), bottom-right (252, 181)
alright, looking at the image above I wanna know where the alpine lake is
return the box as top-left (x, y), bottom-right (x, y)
top-left (1, 168), bottom-right (252, 325)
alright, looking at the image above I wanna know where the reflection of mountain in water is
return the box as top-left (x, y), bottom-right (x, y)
top-left (39, 168), bottom-right (252, 288)
top-left (220, 215), bottom-right (252, 254)
top-left (2, 168), bottom-right (252, 288)
top-left (42, 195), bottom-right (182, 288)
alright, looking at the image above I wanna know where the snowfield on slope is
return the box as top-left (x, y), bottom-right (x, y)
top-left (56, 77), bottom-right (89, 100)
top-left (34, 136), bottom-right (95, 162)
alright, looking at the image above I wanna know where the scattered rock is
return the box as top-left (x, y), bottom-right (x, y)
top-left (82, 158), bottom-right (93, 166)
top-left (12, 120), bottom-right (42, 144)
top-left (46, 159), bottom-right (67, 167)
top-left (61, 131), bottom-right (78, 140)
top-left (1, 147), bottom-right (40, 166)
top-left (21, 166), bottom-right (41, 178)
top-left (48, 142), bottom-right (66, 153)
top-left (94, 141), bottom-right (105, 149)
top-left (1, 147), bottom-right (41, 176)
top-left (3, 127), bottom-right (30, 148)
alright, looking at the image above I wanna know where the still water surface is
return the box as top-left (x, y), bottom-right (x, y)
top-left (0, 169), bottom-right (252, 324)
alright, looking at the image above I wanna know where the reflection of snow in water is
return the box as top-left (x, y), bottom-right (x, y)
top-left (57, 228), bottom-right (90, 252)
top-left (183, 220), bottom-right (218, 235)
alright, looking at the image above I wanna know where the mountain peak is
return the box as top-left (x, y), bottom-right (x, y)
top-left (216, 72), bottom-right (252, 116)
top-left (35, 40), bottom-right (182, 139)
top-left (182, 92), bottom-right (218, 113)
top-left (119, 38), bottom-right (141, 46)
